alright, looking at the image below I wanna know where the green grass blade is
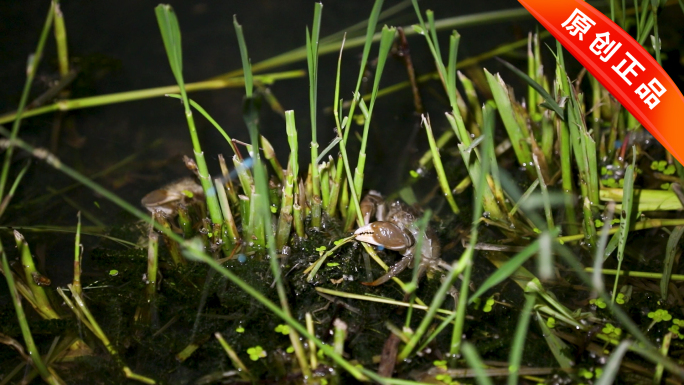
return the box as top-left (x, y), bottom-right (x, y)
top-left (661, 226), bottom-right (684, 299)
top-left (535, 310), bottom-right (573, 368)
top-left (509, 179), bottom-right (538, 217)
top-left (450, 99), bottom-right (491, 357)
top-left (53, 1), bottom-right (69, 77)
top-left (423, 115), bottom-right (459, 213)
top-left (0, 2), bottom-right (55, 201)
top-left (457, 71), bottom-right (483, 128)
top-left (485, 69), bottom-right (533, 173)
top-left (469, 238), bottom-right (540, 304)
top-left (156, 5), bottom-right (223, 225)
top-left (0, 160), bottom-right (30, 218)
top-left (507, 293), bottom-right (536, 385)
top-left (398, 245), bottom-right (471, 360)
top-left (235, 20), bottom-right (311, 376)
top-left (1, 244), bottom-right (57, 384)
top-left (233, 15), bottom-right (253, 97)
top-left (155, 6), bottom-right (184, 88)
top-left (595, 341), bottom-right (631, 385)
top-left (307, 3), bottom-right (323, 228)
top-left (0, 71), bottom-right (304, 126)
top-left (554, 42), bottom-right (580, 237)
top-left (532, 153), bottom-right (554, 230)
top-left (14, 231), bottom-right (59, 319)
top-left (165, 94), bottom-right (238, 155)
top-left (593, 205), bottom-right (615, 290)
top-left (496, 57), bottom-right (563, 120)
top-left (346, 26), bottom-right (396, 228)
top-left (72, 211), bottom-right (82, 296)
top-left (612, 147), bottom-right (636, 303)
top-left (461, 342), bottom-right (494, 385)
top-left (316, 138), bottom-right (341, 164)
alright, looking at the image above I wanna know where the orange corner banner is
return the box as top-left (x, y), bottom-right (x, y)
top-left (518, 0), bottom-right (684, 164)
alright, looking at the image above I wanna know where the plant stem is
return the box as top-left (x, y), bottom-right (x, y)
top-left (53, 0), bottom-right (69, 78)
top-left (307, 3), bottom-right (323, 229)
top-left (0, 2), bottom-right (55, 201)
top-left (14, 231), bottom-right (60, 319)
top-left (423, 115), bottom-right (459, 213)
top-left (146, 231), bottom-right (159, 302)
top-left (1, 242), bottom-right (59, 385)
top-left (155, 5), bottom-right (223, 225)
top-left (72, 211), bottom-right (82, 296)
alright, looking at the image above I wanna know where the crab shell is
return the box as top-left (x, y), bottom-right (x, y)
top-left (354, 221), bottom-right (415, 256)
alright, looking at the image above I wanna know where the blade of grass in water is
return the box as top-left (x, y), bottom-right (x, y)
top-left (485, 69), bottom-right (533, 175)
top-left (345, 25), bottom-right (396, 229)
top-left (1, 243), bottom-right (59, 385)
top-left (496, 57), bottom-right (563, 120)
top-left (165, 94), bottom-right (238, 155)
top-left (600, 188), bottom-right (683, 211)
top-left (509, 179), bottom-right (539, 217)
top-left (595, 341), bottom-right (631, 385)
top-left (457, 71), bottom-right (483, 130)
top-left (661, 226), bottom-right (684, 299)
top-left (532, 152), bottom-right (554, 230)
top-left (53, 1), bottom-right (69, 78)
top-left (215, 332), bottom-right (252, 382)
top-left (306, 3), bottom-right (323, 228)
top-left (654, 332), bottom-right (673, 384)
top-left (0, 160), bottom-right (30, 218)
top-left (0, 70), bottom-right (304, 126)
top-left (462, 342), bottom-right (494, 385)
top-left (14, 231), bottom-right (60, 319)
top-left (0, 2), bottom-right (54, 202)
top-left (469, 236), bottom-right (542, 304)
top-left (72, 212), bottom-right (82, 296)
top-left (506, 293), bottom-right (536, 385)
top-left (145, 231), bottom-right (159, 304)
top-left (233, 15), bottom-right (310, 376)
top-left (535, 309), bottom-right (573, 368)
top-left (554, 43), bottom-right (579, 237)
top-left (593, 203), bottom-right (615, 292)
top-left (612, 147), bottom-right (636, 303)
top-left (155, 5), bottom-right (223, 225)
top-left (423, 115), bottom-right (459, 213)
top-left (333, 0), bottom-right (384, 228)
top-left (328, 34), bottom-right (346, 218)
top-left (450, 101), bottom-right (492, 358)
top-left (276, 111), bottom-right (298, 249)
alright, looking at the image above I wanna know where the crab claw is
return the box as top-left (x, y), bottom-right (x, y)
top-left (360, 190), bottom-right (386, 223)
top-left (354, 221), bottom-right (414, 255)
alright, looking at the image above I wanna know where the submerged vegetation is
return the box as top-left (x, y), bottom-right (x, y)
top-left (2, 0), bottom-right (684, 384)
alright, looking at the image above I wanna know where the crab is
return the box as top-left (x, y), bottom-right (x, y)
top-left (353, 191), bottom-right (446, 286)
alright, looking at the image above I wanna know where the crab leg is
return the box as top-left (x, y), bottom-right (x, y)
top-left (361, 256), bottom-right (413, 286)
